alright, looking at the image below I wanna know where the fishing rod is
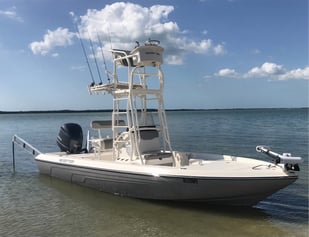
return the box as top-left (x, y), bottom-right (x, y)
top-left (74, 24), bottom-right (96, 86)
top-left (88, 31), bottom-right (103, 85)
top-left (97, 32), bottom-right (111, 83)
top-left (107, 27), bottom-right (113, 50)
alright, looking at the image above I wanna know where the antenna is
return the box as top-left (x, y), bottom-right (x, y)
top-left (88, 31), bottom-right (103, 85)
top-left (97, 32), bottom-right (111, 83)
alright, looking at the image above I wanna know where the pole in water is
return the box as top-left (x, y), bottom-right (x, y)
top-left (12, 139), bottom-right (15, 173)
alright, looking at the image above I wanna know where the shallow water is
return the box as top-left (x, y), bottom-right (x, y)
top-left (0, 109), bottom-right (308, 236)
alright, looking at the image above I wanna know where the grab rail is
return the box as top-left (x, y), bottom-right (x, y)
top-left (12, 135), bottom-right (41, 172)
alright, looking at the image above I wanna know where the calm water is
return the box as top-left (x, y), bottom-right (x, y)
top-left (0, 109), bottom-right (308, 237)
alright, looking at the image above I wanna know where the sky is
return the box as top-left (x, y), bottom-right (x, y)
top-left (0, 0), bottom-right (308, 111)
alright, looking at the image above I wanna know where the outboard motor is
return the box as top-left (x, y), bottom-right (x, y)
top-left (57, 123), bottom-right (83, 154)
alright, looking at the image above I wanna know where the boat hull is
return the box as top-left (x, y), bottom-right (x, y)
top-left (35, 159), bottom-right (297, 206)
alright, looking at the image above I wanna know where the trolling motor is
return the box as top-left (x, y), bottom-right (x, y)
top-left (256, 146), bottom-right (302, 171)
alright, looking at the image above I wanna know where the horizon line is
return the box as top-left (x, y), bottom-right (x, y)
top-left (0, 107), bottom-right (308, 114)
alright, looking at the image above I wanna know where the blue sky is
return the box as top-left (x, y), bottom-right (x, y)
top-left (0, 0), bottom-right (308, 111)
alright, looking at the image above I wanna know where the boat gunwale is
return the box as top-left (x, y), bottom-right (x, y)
top-left (35, 157), bottom-right (298, 181)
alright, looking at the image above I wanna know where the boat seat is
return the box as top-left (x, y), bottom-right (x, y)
top-left (91, 120), bottom-right (125, 129)
top-left (89, 120), bottom-right (125, 152)
top-left (137, 128), bottom-right (174, 166)
top-left (91, 137), bottom-right (113, 151)
top-left (143, 152), bottom-right (174, 166)
top-left (137, 128), bottom-right (161, 154)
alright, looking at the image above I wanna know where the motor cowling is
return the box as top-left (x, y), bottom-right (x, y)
top-left (57, 123), bottom-right (83, 154)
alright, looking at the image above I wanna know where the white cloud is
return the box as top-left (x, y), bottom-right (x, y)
top-left (51, 53), bottom-right (59, 57)
top-left (278, 67), bottom-right (309, 80)
top-left (187, 39), bottom-right (212, 53)
top-left (214, 44), bottom-right (226, 55)
top-left (78, 2), bottom-right (225, 64)
top-left (212, 62), bottom-right (309, 81)
top-left (29, 27), bottom-right (75, 55)
top-left (246, 62), bottom-right (286, 78)
top-left (0, 6), bottom-right (23, 22)
top-left (215, 68), bottom-right (238, 77)
top-left (78, 2), bottom-right (178, 43)
top-left (165, 54), bottom-right (184, 65)
top-left (30, 2), bottom-right (225, 62)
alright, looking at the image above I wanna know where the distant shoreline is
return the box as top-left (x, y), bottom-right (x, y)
top-left (0, 107), bottom-right (307, 114)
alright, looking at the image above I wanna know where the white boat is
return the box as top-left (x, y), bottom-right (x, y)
top-left (12, 39), bottom-right (302, 206)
